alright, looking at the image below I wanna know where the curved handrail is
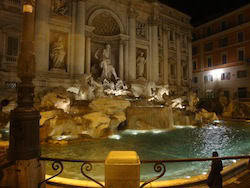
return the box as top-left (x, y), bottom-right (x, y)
top-left (39, 155), bottom-right (250, 187)
top-left (140, 162), bottom-right (166, 188)
top-left (39, 157), bottom-right (105, 188)
top-left (38, 160), bottom-right (63, 188)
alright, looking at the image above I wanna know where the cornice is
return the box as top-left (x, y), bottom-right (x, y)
top-left (193, 21), bottom-right (250, 44)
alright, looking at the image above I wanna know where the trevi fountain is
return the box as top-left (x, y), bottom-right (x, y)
top-left (0, 0), bottom-right (249, 185)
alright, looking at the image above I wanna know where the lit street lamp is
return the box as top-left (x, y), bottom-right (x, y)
top-left (8, 0), bottom-right (40, 160)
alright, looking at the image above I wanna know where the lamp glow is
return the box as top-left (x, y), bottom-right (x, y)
top-left (23, 4), bottom-right (33, 13)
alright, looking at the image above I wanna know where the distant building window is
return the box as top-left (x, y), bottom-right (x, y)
top-left (193, 61), bottom-right (197, 70)
top-left (5, 82), bottom-right (17, 89)
top-left (192, 47), bottom-right (198, 55)
top-left (238, 87), bottom-right (247, 98)
top-left (207, 56), bottom-right (212, 67)
top-left (238, 14), bottom-right (243, 25)
top-left (221, 72), bottom-right (231, 80)
top-left (237, 32), bottom-right (244, 42)
top-left (193, 77), bottom-right (198, 83)
top-left (219, 37), bottom-right (228, 47)
top-left (206, 90), bottom-right (215, 98)
top-left (192, 33), bottom-right (196, 40)
top-left (222, 54), bottom-right (227, 64)
top-left (237, 70), bottom-right (247, 78)
top-left (204, 75), bottom-right (213, 83)
top-left (205, 42), bottom-right (212, 51)
top-left (221, 21), bottom-right (227, 30)
top-left (207, 27), bottom-right (211, 35)
top-left (7, 36), bottom-right (18, 56)
top-left (238, 49), bottom-right (244, 61)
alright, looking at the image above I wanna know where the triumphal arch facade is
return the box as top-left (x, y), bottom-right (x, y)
top-left (0, 0), bottom-right (192, 94)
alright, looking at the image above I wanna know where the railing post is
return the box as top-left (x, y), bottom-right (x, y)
top-left (105, 151), bottom-right (140, 188)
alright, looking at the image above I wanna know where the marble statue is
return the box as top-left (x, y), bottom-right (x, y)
top-left (187, 91), bottom-right (199, 112)
top-left (51, 0), bottom-right (69, 16)
top-left (78, 74), bottom-right (105, 101)
top-left (154, 85), bottom-right (170, 102)
top-left (136, 51), bottom-right (146, 78)
top-left (131, 81), bottom-right (157, 99)
top-left (95, 43), bottom-right (118, 81)
top-left (50, 36), bottom-right (66, 70)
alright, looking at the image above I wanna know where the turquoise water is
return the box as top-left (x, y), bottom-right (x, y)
top-left (41, 121), bottom-right (250, 181)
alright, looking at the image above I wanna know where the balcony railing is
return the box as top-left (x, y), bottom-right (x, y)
top-left (1, 54), bottom-right (18, 64)
top-left (39, 155), bottom-right (250, 188)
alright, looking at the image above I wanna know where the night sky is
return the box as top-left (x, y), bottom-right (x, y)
top-left (158, 0), bottom-right (250, 26)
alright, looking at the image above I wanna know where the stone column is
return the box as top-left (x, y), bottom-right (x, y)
top-left (200, 41), bottom-right (205, 97)
top-left (74, 0), bottom-right (86, 75)
top-left (128, 8), bottom-right (137, 81)
top-left (70, 0), bottom-right (76, 76)
top-left (124, 40), bottom-right (129, 81)
top-left (150, 17), bottom-right (159, 82)
top-left (163, 27), bottom-right (169, 84)
top-left (85, 31), bottom-right (92, 74)
top-left (188, 36), bottom-right (193, 84)
top-left (119, 40), bottom-right (125, 80)
top-left (176, 32), bottom-right (182, 89)
top-left (1, 1), bottom-right (44, 187)
top-left (35, 0), bottom-right (50, 74)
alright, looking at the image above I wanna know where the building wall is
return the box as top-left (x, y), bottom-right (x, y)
top-left (192, 4), bottom-right (250, 99)
top-left (0, 0), bottom-right (192, 95)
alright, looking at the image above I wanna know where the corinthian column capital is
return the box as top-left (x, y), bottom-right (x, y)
top-left (128, 7), bottom-right (138, 19)
top-left (149, 16), bottom-right (159, 26)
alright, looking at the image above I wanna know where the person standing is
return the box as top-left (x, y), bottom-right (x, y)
top-left (207, 151), bottom-right (223, 188)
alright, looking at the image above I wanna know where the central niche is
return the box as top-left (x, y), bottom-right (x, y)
top-left (92, 12), bottom-right (120, 36)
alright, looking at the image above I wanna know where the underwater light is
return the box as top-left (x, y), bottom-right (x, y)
top-left (108, 135), bottom-right (121, 140)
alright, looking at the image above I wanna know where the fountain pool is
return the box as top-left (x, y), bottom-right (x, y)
top-left (41, 120), bottom-right (250, 181)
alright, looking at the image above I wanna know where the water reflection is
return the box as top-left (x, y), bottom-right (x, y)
top-left (42, 121), bottom-right (250, 181)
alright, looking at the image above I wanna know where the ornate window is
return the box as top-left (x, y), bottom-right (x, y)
top-left (1, 25), bottom-right (21, 69)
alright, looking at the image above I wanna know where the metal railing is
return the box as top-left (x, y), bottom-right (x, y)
top-left (39, 155), bottom-right (250, 188)
top-left (39, 157), bottom-right (105, 188)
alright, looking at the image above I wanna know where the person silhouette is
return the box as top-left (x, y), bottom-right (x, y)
top-left (207, 151), bottom-right (223, 188)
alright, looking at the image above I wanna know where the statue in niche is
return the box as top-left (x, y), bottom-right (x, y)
top-left (51, 0), bottom-right (69, 16)
top-left (49, 36), bottom-right (66, 70)
top-left (94, 43), bottom-right (118, 81)
top-left (136, 51), bottom-right (147, 78)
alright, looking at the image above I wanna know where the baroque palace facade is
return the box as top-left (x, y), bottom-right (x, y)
top-left (192, 4), bottom-right (250, 99)
top-left (0, 0), bottom-right (192, 95)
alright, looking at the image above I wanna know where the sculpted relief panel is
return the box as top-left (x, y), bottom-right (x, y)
top-left (136, 21), bottom-right (147, 39)
top-left (51, 0), bottom-right (70, 16)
